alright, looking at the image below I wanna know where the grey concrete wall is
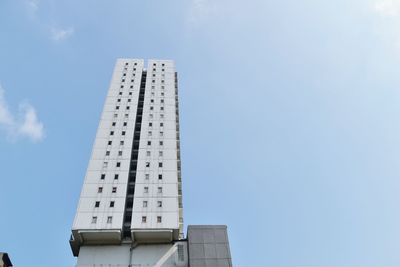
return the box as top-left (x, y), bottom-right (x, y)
top-left (187, 225), bottom-right (233, 267)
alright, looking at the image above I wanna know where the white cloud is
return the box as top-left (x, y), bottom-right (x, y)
top-left (24, 0), bottom-right (75, 42)
top-left (187, 0), bottom-right (217, 26)
top-left (18, 104), bottom-right (45, 142)
top-left (0, 89), bottom-right (13, 126)
top-left (0, 85), bottom-right (45, 143)
top-left (374, 0), bottom-right (400, 16)
top-left (26, 0), bottom-right (39, 13)
top-left (51, 27), bottom-right (74, 42)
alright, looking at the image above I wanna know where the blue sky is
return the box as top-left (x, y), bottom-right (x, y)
top-left (1, 0), bottom-right (400, 266)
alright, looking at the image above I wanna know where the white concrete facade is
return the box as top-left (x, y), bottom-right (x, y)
top-left (76, 242), bottom-right (188, 267)
top-left (71, 59), bottom-right (183, 255)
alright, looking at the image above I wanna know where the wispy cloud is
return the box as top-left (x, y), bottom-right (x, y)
top-left (26, 0), bottom-right (39, 15)
top-left (24, 0), bottom-right (75, 42)
top-left (374, 0), bottom-right (400, 16)
top-left (0, 85), bottom-right (45, 143)
top-left (187, 0), bottom-right (217, 26)
top-left (50, 26), bottom-right (74, 42)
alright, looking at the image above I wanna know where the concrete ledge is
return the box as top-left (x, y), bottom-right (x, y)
top-left (70, 229), bottom-right (122, 256)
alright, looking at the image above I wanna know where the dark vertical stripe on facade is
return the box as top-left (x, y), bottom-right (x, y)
top-left (122, 71), bottom-right (147, 239)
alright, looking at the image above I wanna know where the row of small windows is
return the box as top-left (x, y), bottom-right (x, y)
top-left (94, 200), bottom-right (115, 208)
top-left (113, 113), bottom-right (130, 118)
top-left (149, 114), bottom-right (164, 119)
top-left (120, 79), bottom-right (135, 84)
top-left (102, 162), bottom-right (121, 168)
top-left (151, 85), bottom-right (166, 90)
top-left (146, 151), bottom-right (163, 157)
top-left (123, 61), bottom-right (168, 69)
top-left (119, 84), bottom-right (171, 90)
top-left (115, 106), bottom-right (131, 110)
top-left (151, 73), bottom-right (166, 78)
top-left (150, 99), bottom-right (165, 104)
top-left (110, 130), bottom-right (126, 136)
top-left (100, 173), bottom-right (164, 192)
top-left (112, 121), bottom-right (128, 127)
top-left (147, 141), bottom-right (164, 146)
top-left (93, 200), bottom-right (164, 209)
top-left (107, 140), bottom-right (126, 146)
top-left (145, 162), bottom-right (164, 168)
top-left (117, 91), bottom-right (133, 96)
top-left (149, 106), bottom-right (165, 111)
top-left (105, 150), bottom-right (123, 156)
top-left (107, 140), bottom-right (167, 147)
top-left (152, 79), bottom-right (166, 84)
top-left (142, 216), bottom-right (163, 223)
top-left (144, 173), bottom-right (164, 180)
top-left (91, 215), bottom-right (162, 224)
top-left (149, 122), bottom-right (164, 127)
top-left (117, 85), bottom-right (167, 95)
top-left (116, 105), bottom-right (166, 112)
top-left (150, 91), bottom-right (165, 97)
top-left (152, 63), bottom-right (166, 67)
top-left (97, 186), bottom-right (117, 193)
top-left (91, 216), bottom-right (113, 224)
top-left (142, 200), bottom-right (163, 207)
top-left (117, 98), bottom-right (133, 103)
top-left (147, 131), bottom-right (164, 137)
top-left (100, 173), bottom-right (177, 184)
top-left (143, 186), bottom-right (163, 193)
top-left (100, 173), bottom-right (119, 180)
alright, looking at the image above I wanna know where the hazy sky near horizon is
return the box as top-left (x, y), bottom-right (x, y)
top-left (1, 0), bottom-right (400, 266)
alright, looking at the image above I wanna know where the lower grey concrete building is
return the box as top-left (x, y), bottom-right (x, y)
top-left (188, 226), bottom-right (233, 267)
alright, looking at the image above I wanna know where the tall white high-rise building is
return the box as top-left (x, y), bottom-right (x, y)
top-left (70, 59), bottom-right (233, 267)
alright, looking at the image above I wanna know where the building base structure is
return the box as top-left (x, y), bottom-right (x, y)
top-left (73, 225), bottom-right (232, 267)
